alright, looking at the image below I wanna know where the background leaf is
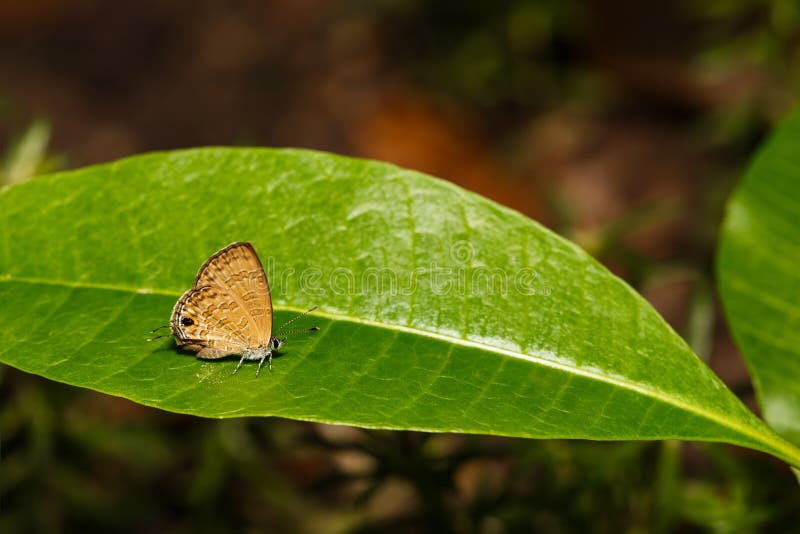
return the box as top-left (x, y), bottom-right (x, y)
top-left (1, 148), bottom-right (798, 466)
top-left (718, 109), bottom-right (800, 447)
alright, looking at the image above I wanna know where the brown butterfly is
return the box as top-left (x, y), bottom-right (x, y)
top-left (150, 242), bottom-right (318, 376)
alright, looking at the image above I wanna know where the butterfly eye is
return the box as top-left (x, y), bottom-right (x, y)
top-left (180, 316), bottom-right (195, 327)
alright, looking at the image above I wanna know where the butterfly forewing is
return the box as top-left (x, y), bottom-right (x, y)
top-left (192, 242), bottom-right (273, 344)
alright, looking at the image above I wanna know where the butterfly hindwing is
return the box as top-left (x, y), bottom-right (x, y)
top-left (170, 285), bottom-right (251, 357)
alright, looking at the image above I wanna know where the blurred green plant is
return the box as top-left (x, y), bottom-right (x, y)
top-left (0, 119), bottom-right (63, 187)
top-left (718, 108), bottom-right (800, 448)
top-left (369, 0), bottom-right (584, 109)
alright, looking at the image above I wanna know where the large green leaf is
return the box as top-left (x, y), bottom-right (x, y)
top-left (2, 148), bottom-right (798, 466)
top-left (718, 110), bottom-right (800, 448)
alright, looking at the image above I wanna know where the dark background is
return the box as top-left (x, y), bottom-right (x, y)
top-left (2, 1), bottom-right (799, 532)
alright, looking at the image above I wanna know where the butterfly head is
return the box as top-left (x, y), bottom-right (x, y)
top-left (270, 336), bottom-right (285, 351)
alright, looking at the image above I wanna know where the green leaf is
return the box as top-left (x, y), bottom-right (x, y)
top-left (718, 109), bottom-right (800, 448)
top-left (2, 148), bottom-right (798, 466)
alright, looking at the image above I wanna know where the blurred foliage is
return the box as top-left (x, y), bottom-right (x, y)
top-left (693, 0), bottom-right (800, 149)
top-left (3, 364), bottom-right (799, 532)
top-left (369, 0), bottom-right (586, 109)
top-left (2, 0), bottom-right (800, 531)
top-left (0, 118), bottom-right (64, 187)
top-left (368, 0), bottom-right (798, 145)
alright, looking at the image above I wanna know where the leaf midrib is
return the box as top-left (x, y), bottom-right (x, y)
top-left (0, 273), bottom-right (179, 297)
top-left (3, 271), bottom-right (797, 462)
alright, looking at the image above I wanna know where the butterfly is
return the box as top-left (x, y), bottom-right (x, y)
top-left (150, 242), bottom-right (318, 376)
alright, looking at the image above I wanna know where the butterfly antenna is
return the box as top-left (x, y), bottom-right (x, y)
top-left (280, 326), bottom-right (320, 337)
top-left (147, 324), bottom-right (172, 342)
top-left (277, 306), bottom-right (318, 335)
top-left (147, 332), bottom-right (173, 342)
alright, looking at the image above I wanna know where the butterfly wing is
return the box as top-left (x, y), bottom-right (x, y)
top-left (170, 285), bottom-right (251, 359)
top-left (192, 242), bottom-right (273, 346)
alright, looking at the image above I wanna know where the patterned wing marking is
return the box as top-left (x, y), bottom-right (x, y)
top-left (170, 285), bottom-right (253, 357)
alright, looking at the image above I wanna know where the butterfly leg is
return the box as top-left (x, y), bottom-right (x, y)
top-left (256, 351), bottom-right (274, 376)
top-left (233, 354), bottom-right (248, 375)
